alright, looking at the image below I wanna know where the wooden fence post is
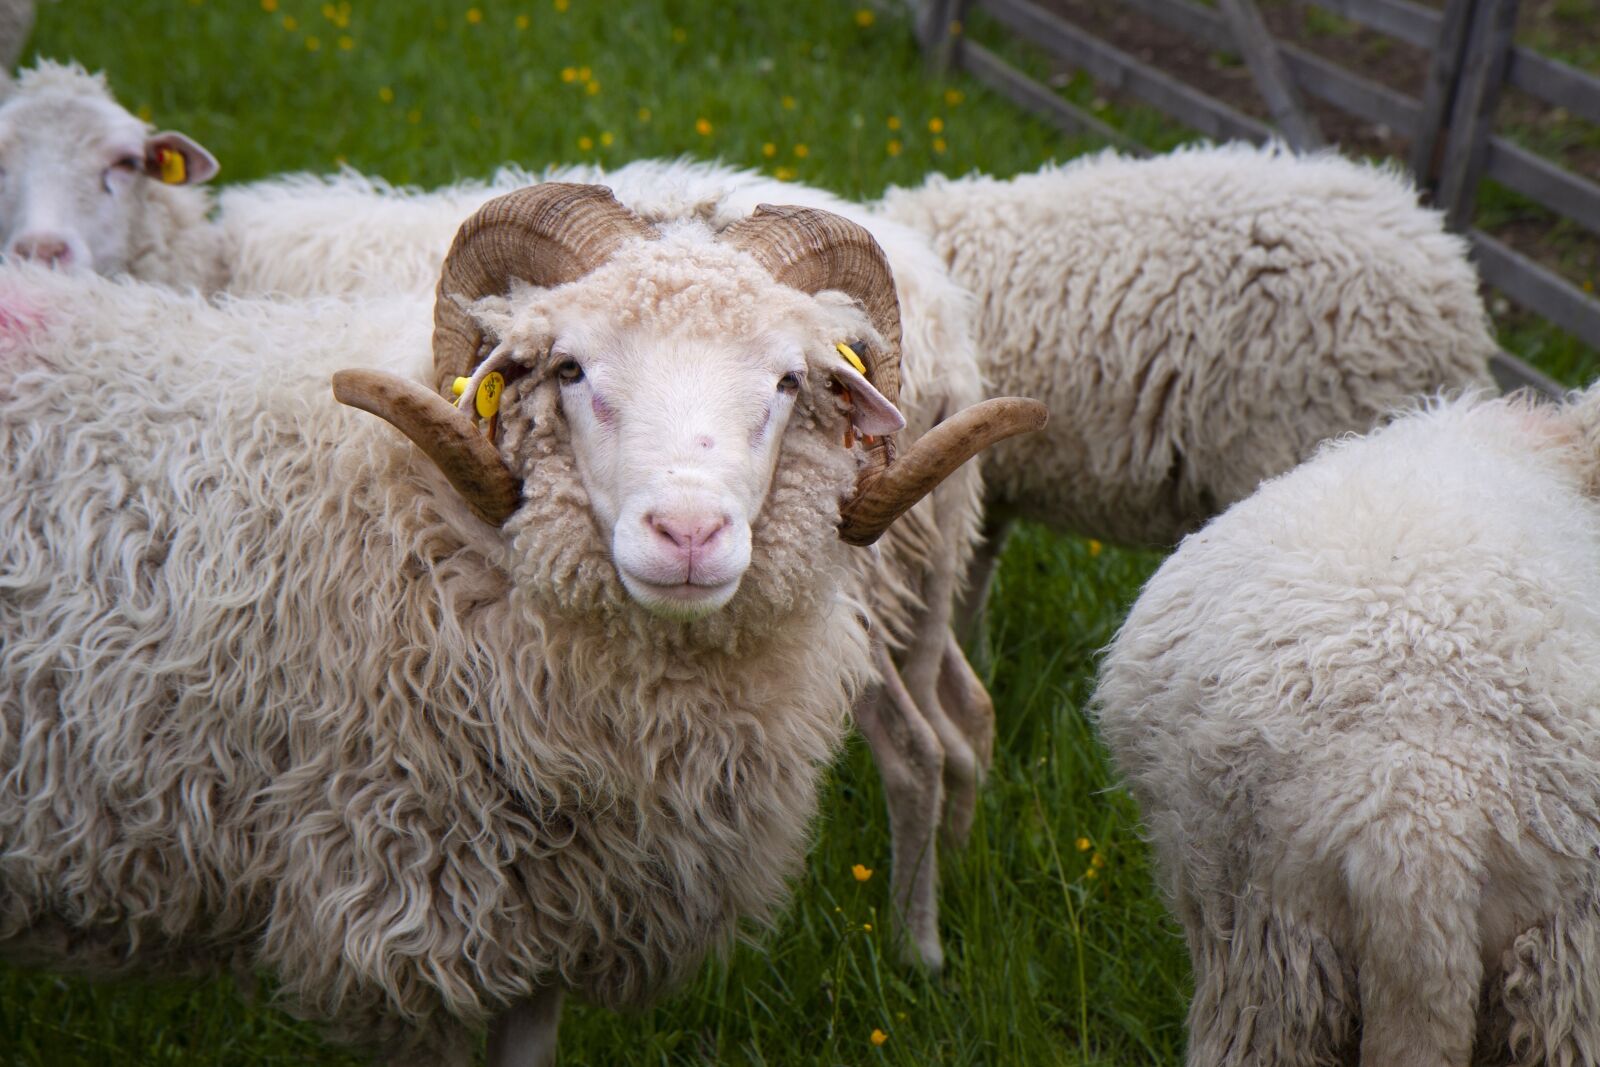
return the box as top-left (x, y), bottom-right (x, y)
top-left (1436, 0), bottom-right (1523, 231)
top-left (921, 0), bottom-right (970, 73)
top-left (1408, 0), bottom-right (1481, 190)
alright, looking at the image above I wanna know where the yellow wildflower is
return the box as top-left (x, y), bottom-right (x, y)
top-left (949, 19), bottom-right (963, 35)
top-left (305, 35), bottom-right (321, 50)
top-left (862, 923), bottom-right (872, 931)
top-left (762, 142), bottom-right (777, 158)
top-left (672, 26), bottom-right (687, 42)
top-left (1088, 539), bottom-right (1103, 557)
top-left (338, 35), bottom-right (354, 50)
top-left (944, 88), bottom-right (965, 106)
top-left (600, 131), bottom-right (614, 146)
top-left (260, 0), bottom-right (277, 11)
top-left (932, 137), bottom-right (947, 153)
top-left (560, 67), bottom-right (578, 83)
top-left (406, 107), bottom-right (421, 124)
top-left (586, 80), bottom-right (601, 95)
top-left (928, 116), bottom-right (944, 133)
top-left (378, 86), bottom-right (394, 103)
top-left (1075, 836), bottom-right (1091, 852)
top-left (321, 2), bottom-right (335, 19)
top-left (1586, 279), bottom-right (1595, 293)
top-left (886, 115), bottom-right (900, 130)
top-left (578, 135), bottom-right (594, 151)
top-left (793, 143), bottom-right (809, 158)
top-left (637, 107), bottom-right (652, 122)
top-left (136, 104), bottom-right (153, 121)
top-left (781, 95), bottom-right (796, 110)
top-left (282, 14), bottom-right (298, 30)
top-left (886, 139), bottom-right (901, 157)
top-left (1086, 866), bottom-right (1099, 879)
top-left (851, 863), bottom-right (873, 882)
top-left (695, 117), bottom-right (713, 136)
top-left (466, 7), bottom-right (483, 23)
top-left (578, 66), bottom-right (592, 81)
top-left (775, 166), bottom-right (797, 181)
top-left (855, 8), bottom-right (875, 27)
top-left (554, 0), bottom-right (569, 10)
top-left (515, 13), bottom-right (530, 29)
top-left (870, 1029), bottom-right (888, 1046)
top-left (1091, 852), bottom-right (1106, 869)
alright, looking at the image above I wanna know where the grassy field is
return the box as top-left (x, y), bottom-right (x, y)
top-left (0, 1), bottom-right (1592, 1064)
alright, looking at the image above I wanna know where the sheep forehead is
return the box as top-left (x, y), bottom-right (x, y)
top-left (561, 226), bottom-right (820, 337)
top-left (0, 91), bottom-right (144, 159)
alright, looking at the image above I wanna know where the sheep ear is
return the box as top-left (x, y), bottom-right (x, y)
top-left (143, 131), bottom-right (219, 185)
top-left (826, 354), bottom-right (905, 437)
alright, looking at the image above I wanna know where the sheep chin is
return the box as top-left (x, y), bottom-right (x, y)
top-left (616, 571), bottom-right (743, 621)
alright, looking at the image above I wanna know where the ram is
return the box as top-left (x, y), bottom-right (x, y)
top-left (1096, 388), bottom-right (1600, 1066)
top-left (0, 185), bottom-right (1041, 1064)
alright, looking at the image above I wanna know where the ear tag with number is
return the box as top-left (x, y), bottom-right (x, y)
top-left (475, 372), bottom-right (504, 418)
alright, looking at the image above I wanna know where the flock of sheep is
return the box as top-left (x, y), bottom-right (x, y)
top-left (0, 48), bottom-right (1594, 1067)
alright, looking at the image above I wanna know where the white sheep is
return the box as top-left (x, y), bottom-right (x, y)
top-left (881, 142), bottom-right (1498, 622)
top-left (0, 58), bottom-right (222, 287)
top-left (216, 157), bottom-right (999, 971)
top-left (0, 184), bottom-right (1040, 1063)
top-left (1095, 387), bottom-right (1600, 1066)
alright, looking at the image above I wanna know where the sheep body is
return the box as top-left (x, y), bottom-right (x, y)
top-left (0, 253), bottom-right (876, 1062)
top-left (1095, 390), bottom-right (1600, 1065)
top-left (881, 142), bottom-right (1497, 547)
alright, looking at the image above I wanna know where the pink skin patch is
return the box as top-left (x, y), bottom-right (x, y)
top-left (0, 285), bottom-right (48, 368)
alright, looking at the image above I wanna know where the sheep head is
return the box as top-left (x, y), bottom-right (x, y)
top-left (335, 183), bottom-right (1044, 619)
top-left (0, 61), bottom-right (217, 273)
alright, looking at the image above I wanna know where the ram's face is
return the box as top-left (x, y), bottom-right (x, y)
top-left (0, 88), bottom-right (216, 274)
top-left (478, 239), bottom-right (904, 621)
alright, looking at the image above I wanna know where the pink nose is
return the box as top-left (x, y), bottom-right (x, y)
top-left (647, 510), bottom-right (729, 557)
top-left (11, 234), bottom-right (73, 268)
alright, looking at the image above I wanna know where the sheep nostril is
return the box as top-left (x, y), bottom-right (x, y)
top-left (647, 512), bottom-right (729, 553)
top-left (12, 236), bottom-right (73, 268)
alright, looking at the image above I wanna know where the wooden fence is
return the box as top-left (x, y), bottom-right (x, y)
top-left (916, 0), bottom-right (1600, 397)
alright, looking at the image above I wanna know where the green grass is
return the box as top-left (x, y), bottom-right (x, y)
top-left (1, 0), bottom-right (1590, 1064)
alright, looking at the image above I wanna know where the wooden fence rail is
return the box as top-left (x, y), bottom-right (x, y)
top-left (917, 0), bottom-right (1599, 397)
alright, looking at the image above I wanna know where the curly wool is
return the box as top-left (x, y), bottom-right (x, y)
top-left (1095, 390), bottom-right (1600, 1065)
top-left (882, 142), bottom-right (1495, 546)
top-left (0, 264), bottom-right (872, 1061)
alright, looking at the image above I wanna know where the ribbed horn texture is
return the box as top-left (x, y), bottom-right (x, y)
top-left (719, 204), bottom-right (903, 406)
top-left (433, 183), bottom-right (659, 394)
top-left (334, 183), bottom-right (654, 526)
top-left (332, 369), bottom-right (521, 526)
top-left (838, 397), bottom-right (1049, 546)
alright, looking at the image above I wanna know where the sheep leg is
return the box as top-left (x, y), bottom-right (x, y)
top-left (898, 554), bottom-right (979, 847)
top-left (953, 510), bottom-right (1012, 644)
top-left (938, 631), bottom-right (994, 772)
top-left (485, 987), bottom-right (565, 1067)
top-left (856, 641), bottom-right (946, 972)
top-left (1348, 829), bottom-right (1481, 1067)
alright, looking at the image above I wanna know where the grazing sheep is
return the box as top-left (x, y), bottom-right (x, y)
top-left (0, 58), bottom-right (222, 287)
top-left (0, 186), bottom-right (1041, 1063)
top-left (218, 157), bottom-right (998, 971)
top-left (1095, 387), bottom-right (1600, 1066)
top-left (881, 142), bottom-right (1497, 624)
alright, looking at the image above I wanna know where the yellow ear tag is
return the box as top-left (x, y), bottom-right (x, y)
top-left (835, 342), bottom-right (867, 375)
top-left (156, 147), bottom-right (187, 185)
top-left (475, 371), bottom-right (504, 418)
top-left (451, 376), bottom-right (469, 397)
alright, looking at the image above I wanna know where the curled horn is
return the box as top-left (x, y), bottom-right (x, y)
top-left (837, 397), bottom-right (1048, 546)
top-left (332, 183), bottom-right (656, 525)
top-left (721, 204), bottom-right (1048, 547)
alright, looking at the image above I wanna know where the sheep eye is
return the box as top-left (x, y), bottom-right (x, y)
top-left (777, 371), bottom-right (802, 394)
top-left (555, 358), bottom-right (584, 384)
